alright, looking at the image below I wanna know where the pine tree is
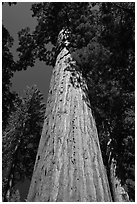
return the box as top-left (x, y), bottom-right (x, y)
top-left (2, 86), bottom-right (46, 201)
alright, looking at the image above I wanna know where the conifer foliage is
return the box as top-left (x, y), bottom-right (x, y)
top-left (2, 86), bottom-right (46, 201)
top-left (2, 25), bottom-right (18, 130)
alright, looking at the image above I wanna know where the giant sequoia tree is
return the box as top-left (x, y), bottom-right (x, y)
top-left (16, 2), bottom-right (134, 201)
top-left (24, 3), bottom-right (111, 201)
top-left (27, 31), bottom-right (112, 201)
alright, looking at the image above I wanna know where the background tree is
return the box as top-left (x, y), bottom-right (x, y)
top-left (2, 86), bottom-right (46, 201)
top-left (94, 3), bottom-right (134, 201)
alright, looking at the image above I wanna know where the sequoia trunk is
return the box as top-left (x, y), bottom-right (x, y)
top-left (27, 43), bottom-right (112, 201)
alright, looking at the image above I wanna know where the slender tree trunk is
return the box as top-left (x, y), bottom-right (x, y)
top-left (3, 139), bottom-right (19, 201)
top-left (109, 158), bottom-right (129, 202)
top-left (27, 31), bottom-right (112, 201)
top-left (3, 121), bottom-right (26, 201)
top-left (106, 139), bottom-right (129, 202)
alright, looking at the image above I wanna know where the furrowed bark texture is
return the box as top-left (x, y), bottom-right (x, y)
top-left (27, 47), bottom-right (112, 202)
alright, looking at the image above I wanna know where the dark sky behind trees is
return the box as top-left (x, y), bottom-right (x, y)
top-left (2, 2), bottom-right (52, 103)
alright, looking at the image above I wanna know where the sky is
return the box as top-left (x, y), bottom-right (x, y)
top-left (2, 2), bottom-right (53, 104)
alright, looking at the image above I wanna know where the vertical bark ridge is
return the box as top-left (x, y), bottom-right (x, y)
top-left (82, 92), bottom-right (102, 201)
top-left (27, 47), bottom-right (112, 202)
top-left (85, 97), bottom-right (111, 201)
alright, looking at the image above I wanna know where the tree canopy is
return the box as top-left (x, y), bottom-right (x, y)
top-left (2, 25), bottom-right (19, 130)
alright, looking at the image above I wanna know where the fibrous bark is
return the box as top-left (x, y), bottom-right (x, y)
top-left (27, 35), bottom-right (112, 201)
